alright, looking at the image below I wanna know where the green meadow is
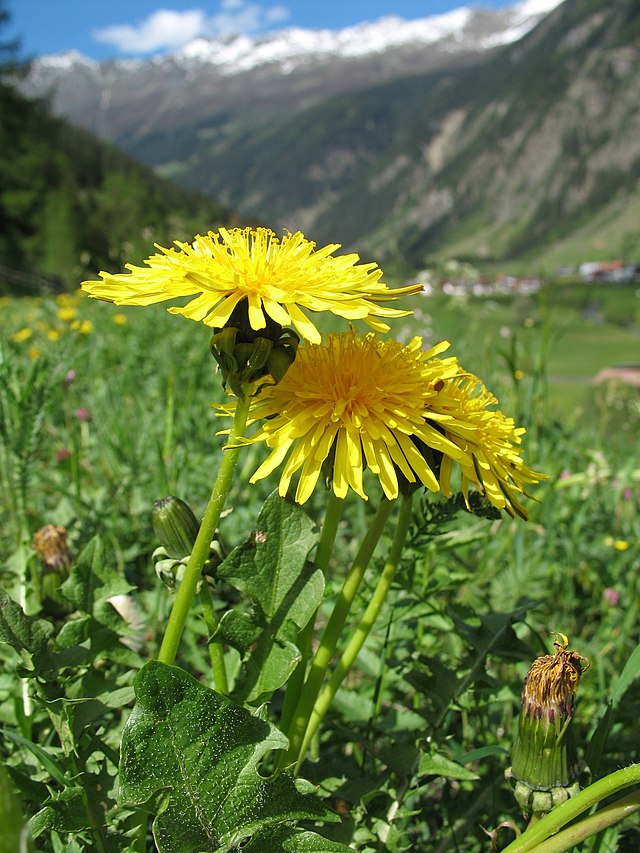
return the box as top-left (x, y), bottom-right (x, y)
top-left (1, 280), bottom-right (639, 851)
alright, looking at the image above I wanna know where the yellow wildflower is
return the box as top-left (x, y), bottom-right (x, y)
top-left (82, 227), bottom-right (422, 344)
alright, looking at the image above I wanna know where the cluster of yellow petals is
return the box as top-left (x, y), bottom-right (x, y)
top-left (228, 331), bottom-right (545, 514)
top-left (426, 372), bottom-right (547, 518)
top-left (81, 227), bottom-right (422, 344)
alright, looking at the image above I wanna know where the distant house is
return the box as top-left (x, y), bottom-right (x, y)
top-left (579, 260), bottom-right (639, 283)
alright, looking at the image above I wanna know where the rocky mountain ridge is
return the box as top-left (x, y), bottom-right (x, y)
top-left (23, 1), bottom-right (562, 141)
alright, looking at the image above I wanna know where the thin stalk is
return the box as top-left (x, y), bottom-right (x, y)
top-left (279, 492), bottom-right (345, 734)
top-left (529, 788), bottom-right (640, 853)
top-left (501, 764), bottom-right (640, 853)
top-left (296, 493), bottom-right (413, 771)
top-left (281, 498), bottom-right (394, 769)
top-left (17, 537), bottom-right (33, 718)
top-left (199, 580), bottom-right (229, 694)
top-left (157, 394), bottom-right (251, 666)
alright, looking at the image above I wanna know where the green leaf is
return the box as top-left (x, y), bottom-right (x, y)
top-left (27, 787), bottom-right (92, 836)
top-left (418, 747), bottom-right (479, 782)
top-left (120, 662), bottom-right (339, 853)
top-left (0, 728), bottom-right (69, 788)
top-left (0, 759), bottom-right (34, 852)
top-left (0, 589), bottom-right (54, 658)
top-left (61, 536), bottom-right (134, 616)
top-left (587, 639), bottom-right (640, 773)
top-left (215, 493), bottom-right (323, 702)
top-left (611, 639), bottom-right (640, 708)
top-left (244, 826), bottom-right (351, 851)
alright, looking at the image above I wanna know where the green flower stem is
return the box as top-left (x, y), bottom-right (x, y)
top-left (157, 393), bottom-right (252, 666)
top-left (295, 493), bottom-right (413, 771)
top-left (199, 581), bottom-right (229, 694)
top-left (314, 490), bottom-right (345, 575)
top-left (279, 492), bottom-right (345, 734)
top-left (530, 788), bottom-right (640, 853)
top-left (502, 764), bottom-right (640, 853)
top-left (282, 498), bottom-right (394, 769)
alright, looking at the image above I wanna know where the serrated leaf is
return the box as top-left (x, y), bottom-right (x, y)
top-left (27, 787), bottom-right (91, 836)
top-left (217, 492), bottom-right (320, 625)
top-left (119, 661), bottom-right (339, 853)
top-left (0, 590), bottom-right (54, 657)
top-left (215, 493), bottom-right (323, 702)
top-left (61, 536), bottom-right (134, 616)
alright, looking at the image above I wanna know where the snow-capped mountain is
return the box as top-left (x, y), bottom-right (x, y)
top-left (23, 0), bottom-right (564, 141)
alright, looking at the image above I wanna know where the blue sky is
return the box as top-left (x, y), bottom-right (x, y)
top-left (6, 0), bottom-right (521, 61)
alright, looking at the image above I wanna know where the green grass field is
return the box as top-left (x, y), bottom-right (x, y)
top-left (1, 282), bottom-right (639, 851)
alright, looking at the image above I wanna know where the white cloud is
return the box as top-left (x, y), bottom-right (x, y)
top-left (93, 10), bottom-right (207, 53)
top-left (93, 3), bottom-right (291, 55)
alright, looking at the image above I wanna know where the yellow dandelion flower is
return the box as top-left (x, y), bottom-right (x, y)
top-left (613, 539), bottom-right (629, 551)
top-left (57, 307), bottom-right (77, 322)
top-left (232, 331), bottom-right (469, 504)
top-left (70, 319), bottom-right (93, 334)
top-left (82, 227), bottom-right (422, 344)
top-left (12, 327), bottom-right (33, 343)
top-left (113, 313), bottom-right (128, 325)
top-left (47, 328), bottom-right (63, 342)
top-left (433, 373), bottom-right (546, 518)
top-left (56, 292), bottom-right (80, 308)
top-left (28, 345), bottom-right (41, 360)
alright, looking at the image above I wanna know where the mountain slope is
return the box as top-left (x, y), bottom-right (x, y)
top-left (0, 84), bottom-right (234, 292)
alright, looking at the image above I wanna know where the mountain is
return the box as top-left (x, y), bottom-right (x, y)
top-left (0, 84), bottom-right (234, 293)
top-left (22, 1), bottom-right (560, 143)
top-left (21, 0), bottom-right (640, 269)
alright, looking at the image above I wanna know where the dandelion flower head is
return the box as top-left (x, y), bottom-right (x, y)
top-left (228, 330), bottom-right (545, 514)
top-left (429, 373), bottom-right (547, 518)
top-left (81, 227), bottom-right (422, 344)
top-left (236, 331), bottom-right (470, 504)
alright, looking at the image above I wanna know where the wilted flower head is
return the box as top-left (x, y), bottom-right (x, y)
top-left (81, 227), bottom-right (422, 344)
top-left (507, 633), bottom-right (590, 814)
top-left (33, 525), bottom-right (73, 572)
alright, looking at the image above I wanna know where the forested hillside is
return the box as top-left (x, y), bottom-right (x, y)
top-left (0, 82), bottom-right (234, 294)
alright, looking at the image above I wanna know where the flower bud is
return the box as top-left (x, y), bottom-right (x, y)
top-left (506, 633), bottom-right (590, 815)
top-left (152, 496), bottom-right (200, 559)
top-left (208, 299), bottom-right (300, 394)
